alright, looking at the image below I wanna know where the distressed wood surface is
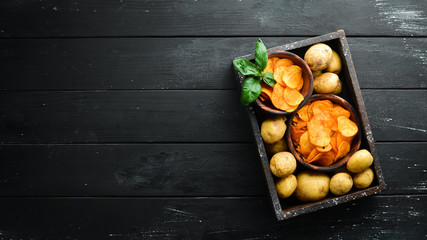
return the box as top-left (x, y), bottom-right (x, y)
top-left (0, 90), bottom-right (425, 143)
top-left (0, 196), bottom-right (424, 239)
top-left (0, 37), bottom-right (425, 90)
top-left (0, 143), bottom-right (424, 197)
top-left (0, 0), bottom-right (426, 37)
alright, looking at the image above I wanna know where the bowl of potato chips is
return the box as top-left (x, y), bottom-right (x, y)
top-left (255, 51), bottom-right (313, 115)
top-left (286, 94), bottom-right (362, 172)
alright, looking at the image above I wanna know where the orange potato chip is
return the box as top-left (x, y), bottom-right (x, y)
top-left (331, 105), bottom-right (351, 119)
top-left (307, 112), bottom-right (333, 147)
top-left (271, 83), bottom-right (289, 111)
top-left (313, 151), bottom-right (335, 166)
top-left (311, 100), bottom-right (333, 116)
top-left (274, 58), bottom-right (294, 71)
top-left (260, 82), bottom-right (273, 100)
top-left (293, 119), bottom-right (307, 130)
top-left (291, 125), bottom-right (305, 146)
top-left (330, 131), bottom-right (338, 153)
top-left (284, 103), bottom-right (299, 113)
top-left (296, 75), bottom-right (304, 91)
top-left (271, 57), bottom-right (280, 67)
top-left (299, 131), bottom-right (316, 157)
top-left (306, 148), bottom-right (320, 163)
top-left (336, 140), bottom-right (351, 160)
top-left (282, 65), bottom-right (302, 89)
top-left (297, 104), bottom-right (310, 122)
top-left (284, 87), bottom-right (304, 107)
top-left (337, 116), bottom-right (358, 137)
top-left (263, 59), bottom-right (274, 74)
top-left (273, 66), bottom-right (287, 87)
top-left (317, 143), bottom-right (332, 152)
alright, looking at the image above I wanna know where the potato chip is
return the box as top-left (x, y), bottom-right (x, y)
top-left (274, 58), bottom-right (294, 71)
top-left (331, 105), bottom-right (350, 119)
top-left (271, 83), bottom-right (289, 110)
top-left (306, 148), bottom-right (320, 163)
top-left (297, 104), bottom-right (310, 122)
top-left (313, 151), bottom-right (335, 166)
top-left (299, 131), bottom-right (315, 157)
top-left (284, 87), bottom-right (304, 107)
top-left (271, 57), bottom-right (280, 67)
top-left (296, 75), bottom-right (304, 91)
top-left (307, 112), bottom-right (332, 147)
top-left (311, 100), bottom-right (333, 116)
top-left (282, 65), bottom-right (302, 89)
top-left (337, 116), bottom-right (358, 137)
top-left (264, 59), bottom-right (274, 74)
top-left (273, 66), bottom-right (287, 87)
top-left (317, 143), bottom-right (332, 152)
top-left (293, 119), bottom-right (307, 130)
top-left (330, 131), bottom-right (338, 153)
top-left (260, 82), bottom-right (273, 100)
top-left (336, 141), bottom-right (351, 160)
top-left (291, 125), bottom-right (305, 146)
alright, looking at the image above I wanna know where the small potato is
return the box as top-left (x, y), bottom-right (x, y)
top-left (269, 152), bottom-right (297, 177)
top-left (353, 168), bottom-right (374, 189)
top-left (304, 43), bottom-right (333, 71)
top-left (325, 50), bottom-right (342, 74)
top-left (330, 78), bottom-right (343, 95)
top-left (295, 170), bottom-right (330, 202)
top-left (330, 172), bottom-right (353, 195)
top-left (265, 138), bottom-right (288, 155)
top-left (276, 174), bottom-right (297, 198)
top-left (261, 116), bottom-right (287, 144)
top-left (313, 72), bottom-right (341, 94)
top-left (347, 149), bottom-right (373, 173)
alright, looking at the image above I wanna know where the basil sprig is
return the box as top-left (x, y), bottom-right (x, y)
top-left (233, 38), bottom-right (275, 105)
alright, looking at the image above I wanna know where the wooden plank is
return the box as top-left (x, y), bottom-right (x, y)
top-left (0, 38), bottom-right (425, 90)
top-left (0, 0), bottom-right (426, 37)
top-left (0, 143), bottom-right (424, 197)
top-left (0, 90), bottom-right (425, 143)
top-left (0, 196), bottom-right (424, 239)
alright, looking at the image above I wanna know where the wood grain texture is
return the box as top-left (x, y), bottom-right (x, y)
top-left (0, 196), bottom-right (424, 239)
top-left (0, 143), bottom-right (424, 197)
top-left (0, 0), bottom-right (426, 37)
top-left (0, 37), bottom-right (425, 90)
top-left (0, 90), bottom-right (425, 143)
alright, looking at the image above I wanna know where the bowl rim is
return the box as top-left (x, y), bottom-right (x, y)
top-left (254, 51), bottom-right (314, 116)
top-left (285, 94), bottom-right (362, 172)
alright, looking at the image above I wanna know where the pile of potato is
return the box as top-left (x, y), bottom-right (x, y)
top-left (304, 43), bottom-right (343, 95)
top-left (261, 116), bottom-right (375, 202)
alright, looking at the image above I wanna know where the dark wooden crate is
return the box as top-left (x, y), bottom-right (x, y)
top-left (233, 30), bottom-right (386, 220)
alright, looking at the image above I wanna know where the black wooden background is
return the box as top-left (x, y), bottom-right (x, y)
top-left (0, 0), bottom-right (426, 239)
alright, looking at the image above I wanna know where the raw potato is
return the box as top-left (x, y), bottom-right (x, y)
top-left (265, 138), bottom-right (288, 155)
top-left (330, 78), bottom-right (343, 95)
top-left (325, 50), bottom-right (342, 74)
top-left (347, 149), bottom-right (373, 173)
top-left (353, 168), bottom-right (374, 189)
top-left (276, 174), bottom-right (297, 198)
top-left (330, 172), bottom-right (353, 195)
top-left (261, 116), bottom-right (287, 144)
top-left (294, 170), bottom-right (330, 202)
top-left (313, 72), bottom-right (341, 94)
top-left (269, 152), bottom-right (297, 178)
top-left (304, 43), bottom-right (333, 71)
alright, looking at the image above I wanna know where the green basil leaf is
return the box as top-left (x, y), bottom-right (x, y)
top-left (240, 77), bottom-right (262, 105)
top-left (255, 38), bottom-right (268, 72)
top-left (233, 59), bottom-right (260, 76)
top-left (263, 72), bottom-right (276, 87)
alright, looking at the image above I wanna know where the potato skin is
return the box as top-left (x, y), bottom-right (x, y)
top-left (313, 72), bottom-right (340, 94)
top-left (276, 174), bottom-right (297, 198)
top-left (330, 78), bottom-right (343, 95)
top-left (269, 152), bottom-right (296, 178)
top-left (304, 43), bottom-right (333, 71)
top-left (261, 116), bottom-right (286, 144)
top-left (265, 138), bottom-right (288, 155)
top-left (330, 172), bottom-right (353, 195)
top-left (347, 149), bottom-right (373, 173)
top-left (353, 168), bottom-right (374, 189)
top-left (294, 170), bottom-right (330, 202)
top-left (325, 50), bottom-right (342, 74)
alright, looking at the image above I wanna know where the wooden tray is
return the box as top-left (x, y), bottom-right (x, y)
top-left (233, 30), bottom-right (386, 220)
